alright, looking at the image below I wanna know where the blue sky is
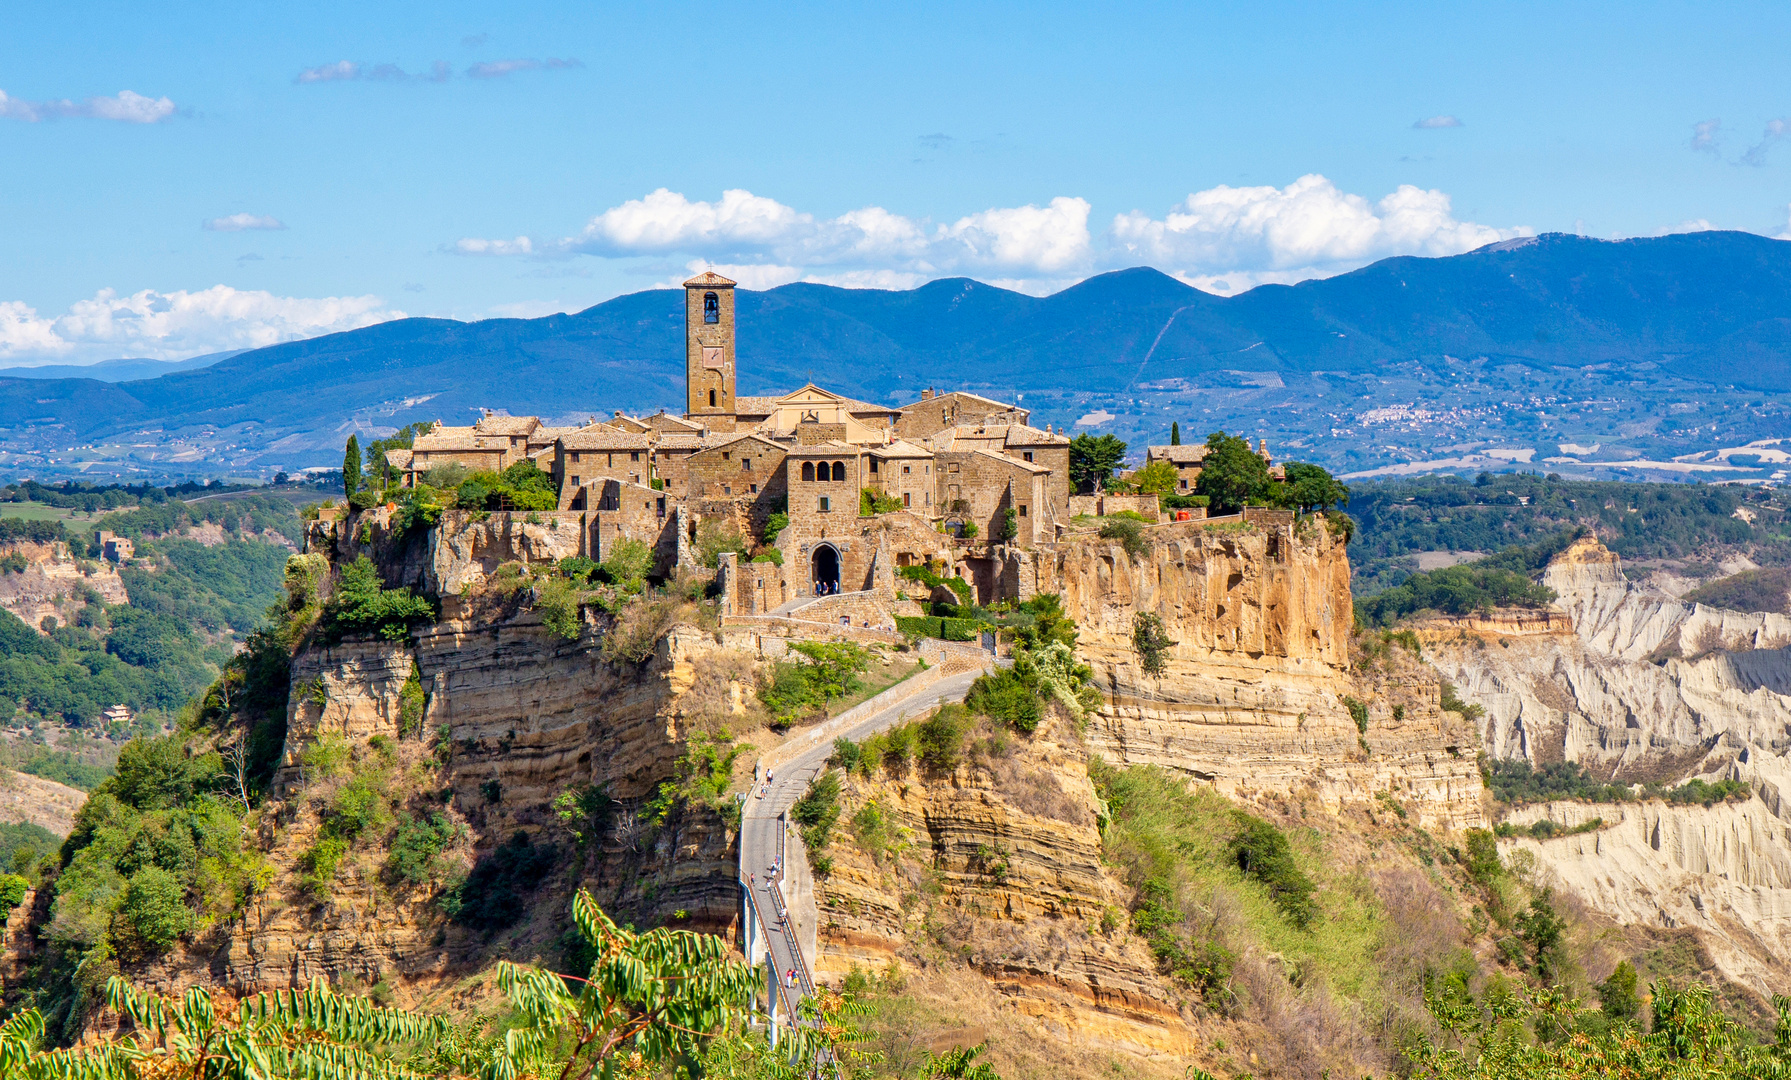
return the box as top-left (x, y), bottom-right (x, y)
top-left (4, 0), bottom-right (1791, 364)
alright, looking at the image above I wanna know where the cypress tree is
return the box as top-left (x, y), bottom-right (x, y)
top-left (343, 435), bottom-right (362, 500)
top-left (1170, 422), bottom-right (1181, 446)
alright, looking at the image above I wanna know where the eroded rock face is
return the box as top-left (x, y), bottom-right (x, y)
top-left (817, 720), bottom-right (1193, 1057)
top-left (1422, 536), bottom-right (1791, 995)
top-left (1049, 519), bottom-right (1485, 830)
top-left (210, 616), bottom-right (756, 998)
top-left (0, 541), bottom-right (128, 631)
top-left (1502, 799), bottom-right (1791, 992)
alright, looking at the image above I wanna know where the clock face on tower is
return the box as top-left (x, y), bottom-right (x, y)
top-left (703, 346), bottom-right (725, 370)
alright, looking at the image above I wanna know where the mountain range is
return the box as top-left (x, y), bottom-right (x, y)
top-left (6, 230), bottom-right (1791, 471)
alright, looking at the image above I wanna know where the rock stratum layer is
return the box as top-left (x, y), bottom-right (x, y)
top-left (1422, 536), bottom-right (1791, 995)
top-left (1054, 518), bottom-right (1485, 830)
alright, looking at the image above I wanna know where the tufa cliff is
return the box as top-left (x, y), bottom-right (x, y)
top-left (1419, 535), bottom-right (1791, 997)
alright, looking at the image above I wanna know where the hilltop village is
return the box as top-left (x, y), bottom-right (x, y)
top-left (379, 272), bottom-right (1287, 622)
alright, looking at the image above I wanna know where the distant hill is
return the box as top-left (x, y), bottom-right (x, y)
top-left (6, 230), bottom-right (1791, 467)
top-left (0, 351), bottom-right (240, 383)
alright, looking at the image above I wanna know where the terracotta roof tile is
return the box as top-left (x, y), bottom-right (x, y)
top-left (558, 430), bottom-right (653, 451)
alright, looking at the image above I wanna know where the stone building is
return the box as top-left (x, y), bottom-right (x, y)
top-left (895, 389), bottom-right (1030, 440)
top-left (1144, 444), bottom-right (1210, 494)
top-left (1144, 439), bottom-right (1279, 494)
top-left (864, 440), bottom-right (935, 513)
top-left (553, 428), bottom-right (652, 495)
top-left (379, 268), bottom-right (1121, 618)
top-left (684, 271), bottom-right (738, 425)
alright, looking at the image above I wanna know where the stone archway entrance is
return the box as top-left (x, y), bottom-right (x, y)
top-left (811, 544), bottom-right (841, 596)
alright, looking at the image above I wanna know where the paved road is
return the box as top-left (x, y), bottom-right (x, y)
top-left (739, 667), bottom-right (986, 1019)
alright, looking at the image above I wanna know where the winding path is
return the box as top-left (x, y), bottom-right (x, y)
top-left (738, 662), bottom-right (989, 1030)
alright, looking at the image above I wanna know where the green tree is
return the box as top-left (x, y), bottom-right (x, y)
top-left (1597, 959), bottom-right (1640, 1021)
top-left (0, 873), bottom-right (26, 910)
top-left (1131, 460), bottom-right (1180, 497)
top-left (117, 866), bottom-right (194, 956)
top-left (1069, 434), bottom-right (1127, 494)
top-left (1276, 461), bottom-right (1350, 513)
top-left (1193, 432), bottom-right (1270, 513)
top-left (103, 974), bottom-right (446, 1080)
top-left (343, 435), bottom-right (362, 501)
top-left (1515, 891), bottom-right (1568, 982)
top-left (1170, 421), bottom-right (1181, 446)
top-left (483, 890), bottom-right (759, 1080)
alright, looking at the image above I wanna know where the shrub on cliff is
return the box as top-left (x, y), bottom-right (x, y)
top-left (1098, 516), bottom-right (1150, 560)
top-left (791, 769), bottom-right (843, 853)
top-left (696, 519), bottom-right (750, 569)
top-left (1228, 814), bottom-right (1318, 930)
top-left (320, 556), bottom-right (434, 642)
top-left (757, 641), bottom-right (869, 726)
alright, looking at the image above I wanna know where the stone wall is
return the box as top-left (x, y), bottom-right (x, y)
top-left (1066, 494), bottom-right (1161, 521)
top-left (789, 590), bottom-right (895, 630)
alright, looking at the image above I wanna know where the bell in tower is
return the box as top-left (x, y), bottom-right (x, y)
top-left (684, 271), bottom-right (737, 428)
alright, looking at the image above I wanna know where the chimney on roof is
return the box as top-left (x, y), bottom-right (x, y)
top-left (920, 388), bottom-right (932, 400)
top-left (1259, 438), bottom-right (1271, 461)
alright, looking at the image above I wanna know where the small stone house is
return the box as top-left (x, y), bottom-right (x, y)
top-left (554, 429), bottom-right (652, 494)
top-left (865, 440), bottom-right (936, 514)
top-left (895, 389), bottom-right (1030, 440)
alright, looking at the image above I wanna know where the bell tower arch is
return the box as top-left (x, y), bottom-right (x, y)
top-left (684, 271), bottom-right (736, 423)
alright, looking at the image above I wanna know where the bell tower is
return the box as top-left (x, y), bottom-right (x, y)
top-left (684, 271), bottom-right (736, 423)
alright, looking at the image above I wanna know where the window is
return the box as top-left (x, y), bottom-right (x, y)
top-left (631, 451), bottom-right (640, 461)
top-left (743, 456), bottom-right (752, 470)
top-left (708, 389), bottom-right (716, 407)
top-left (902, 465), bottom-right (911, 475)
top-left (1018, 505), bottom-right (1027, 516)
top-left (819, 496), bottom-right (831, 512)
top-left (751, 483), bottom-right (759, 493)
top-left (1023, 451), bottom-right (1034, 462)
top-left (722, 452), bottom-right (730, 461)
top-left (572, 451), bottom-right (581, 464)
top-left (801, 461), bottom-right (815, 482)
top-left (831, 461), bottom-right (846, 481)
top-left (723, 485), bottom-right (731, 495)
top-left (704, 291), bottom-right (719, 323)
top-left (869, 458), bottom-right (879, 474)
top-left (1179, 479), bottom-right (1188, 490)
top-left (948, 462), bottom-right (959, 473)
top-left (903, 492), bottom-right (911, 508)
top-left (571, 475), bottom-right (581, 486)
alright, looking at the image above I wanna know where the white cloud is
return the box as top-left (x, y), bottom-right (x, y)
top-left (1413, 115), bottom-right (1463, 129)
top-left (465, 57), bottom-right (582, 78)
top-left (297, 60), bottom-right (452, 84)
top-left (297, 61), bottom-right (361, 83)
top-left (466, 187), bottom-right (1093, 285)
top-left (937, 197), bottom-right (1091, 273)
top-left (204, 213), bottom-right (286, 232)
top-left (1109, 175), bottom-right (1526, 289)
top-left (1692, 118), bottom-right (1722, 154)
top-left (456, 236), bottom-right (534, 256)
top-left (1743, 119), bottom-right (1790, 167)
top-left (0, 286), bottom-right (404, 363)
top-left (0, 88), bottom-right (175, 123)
top-left (458, 179), bottom-right (1524, 295)
top-left (1652, 218), bottom-right (1716, 236)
